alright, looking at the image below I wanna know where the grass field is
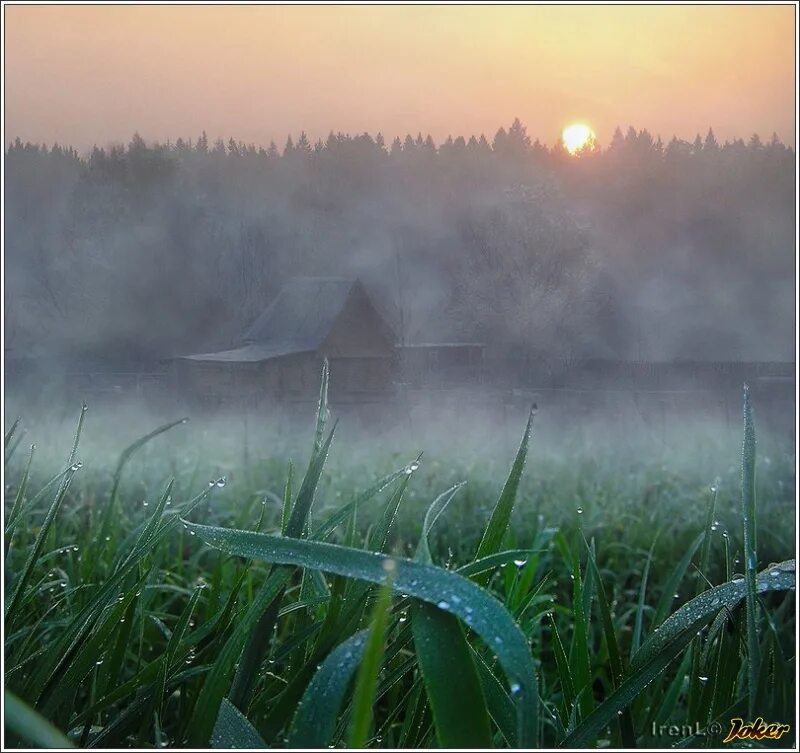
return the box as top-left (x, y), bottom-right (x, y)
top-left (3, 369), bottom-right (796, 749)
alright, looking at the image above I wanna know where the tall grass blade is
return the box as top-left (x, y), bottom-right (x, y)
top-left (472, 406), bottom-right (534, 585)
top-left (741, 383), bottom-right (759, 718)
top-left (286, 630), bottom-right (368, 748)
top-left (97, 416), bottom-right (188, 545)
top-left (5, 470), bottom-right (76, 626)
top-left (4, 691), bottom-right (74, 748)
top-left (211, 698), bottom-right (267, 749)
top-left (347, 577), bottom-right (393, 748)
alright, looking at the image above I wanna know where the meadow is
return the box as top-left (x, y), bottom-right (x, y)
top-left (3, 369), bottom-right (796, 749)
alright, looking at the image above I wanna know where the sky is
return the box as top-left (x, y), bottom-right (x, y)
top-left (3, 4), bottom-right (796, 152)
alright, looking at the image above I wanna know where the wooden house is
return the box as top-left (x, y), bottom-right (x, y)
top-left (176, 278), bottom-right (395, 407)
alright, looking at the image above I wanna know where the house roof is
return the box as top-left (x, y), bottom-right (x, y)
top-left (243, 277), bottom-right (358, 347)
top-left (178, 343), bottom-right (312, 363)
top-left (180, 277), bottom-right (393, 363)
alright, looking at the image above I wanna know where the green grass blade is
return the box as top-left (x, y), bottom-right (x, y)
top-left (285, 423), bottom-right (336, 538)
top-left (584, 539), bottom-right (636, 747)
top-left (741, 383), bottom-right (759, 718)
top-left (229, 425), bottom-right (335, 712)
top-left (348, 578), bottom-right (393, 748)
top-left (4, 690), bottom-right (74, 748)
top-left (5, 469), bottom-right (77, 626)
top-left (471, 644), bottom-right (518, 746)
top-left (472, 406), bottom-right (534, 586)
top-left (549, 613), bottom-right (576, 719)
top-left (286, 629), bottom-right (369, 748)
top-left (313, 357), bottom-right (330, 456)
top-left (186, 567), bottom-right (290, 747)
top-left (5, 415), bottom-right (21, 448)
top-left (456, 548), bottom-right (544, 578)
top-left (653, 532), bottom-right (704, 626)
top-left (5, 442), bottom-right (35, 554)
top-left (281, 461), bottom-right (293, 535)
top-left (182, 518), bottom-right (540, 747)
top-left (415, 482), bottom-right (465, 564)
top-left (632, 539), bottom-right (656, 654)
top-left (211, 698), bottom-right (267, 749)
top-left (314, 465), bottom-right (413, 542)
top-left (567, 549), bottom-right (593, 719)
top-left (412, 601), bottom-right (492, 748)
top-left (97, 416), bottom-right (188, 544)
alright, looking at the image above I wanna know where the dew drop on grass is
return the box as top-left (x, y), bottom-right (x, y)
top-left (216, 477), bottom-right (227, 488)
top-left (513, 559), bottom-right (527, 569)
top-left (494, 636), bottom-right (503, 646)
top-left (698, 676), bottom-right (709, 683)
top-left (510, 682), bottom-right (521, 695)
top-left (437, 600), bottom-right (450, 610)
top-left (143, 500), bottom-right (149, 507)
top-left (576, 507), bottom-right (584, 515)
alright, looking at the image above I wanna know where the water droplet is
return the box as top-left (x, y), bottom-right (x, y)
top-left (72, 546), bottom-right (79, 552)
top-left (95, 659), bottom-right (104, 665)
top-left (513, 559), bottom-right (527, 569)
top-left (770, 569), bottom-right (780, 576)
top-left (494, 636), bottom-right (503, 646)
top-left (732, 577), bottom-right (744, 584)
top-left (722, 531), bottom-right (729, 539)
top-left (698, 676), bottom-right (709, 683)
top-left (510, 682), bottom-right (521, 695)
top-left (576, 507), bottom-right (584, 515)
top-left (143, 500), bottom-right (149, 507)
top-left (71, 461), bottom-right (83, 471)
top-left (437, 600), bottom-right (450, 610)
top-left (105, 535), bottom-right (111, 541)
top-left (450, 594), bottom-right (461, 604)
top-left (215, 477), bottom-right (227, 488)
top-left (189, 531), bottom-right (196, 536)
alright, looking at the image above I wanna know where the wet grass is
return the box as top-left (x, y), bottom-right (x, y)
top-left (3, 373), bottom-right (796, 748)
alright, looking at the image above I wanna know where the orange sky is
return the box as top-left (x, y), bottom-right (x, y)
top-left (3, 4), bottom-right (796, 151)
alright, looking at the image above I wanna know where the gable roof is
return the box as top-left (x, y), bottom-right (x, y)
top-left (180, 277), bottom-right (394, 363)
top-left (244, 277), bottom-right (357, 347)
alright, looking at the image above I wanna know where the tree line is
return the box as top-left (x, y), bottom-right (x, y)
top-left (4, 119), bottom-right (795, 367)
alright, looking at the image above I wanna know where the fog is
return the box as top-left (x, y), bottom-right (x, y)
top-left (4, 121), bottom-right (795, 369)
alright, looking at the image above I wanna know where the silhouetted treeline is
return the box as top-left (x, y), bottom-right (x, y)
top-left (4, 120), bottom-right (795, 366)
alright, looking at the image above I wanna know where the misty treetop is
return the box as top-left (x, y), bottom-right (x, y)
top-left (4, 120), bottom-right (795, 364)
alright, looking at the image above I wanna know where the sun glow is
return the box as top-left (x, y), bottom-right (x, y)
top-left (562, 123), bottom-right (596, 155)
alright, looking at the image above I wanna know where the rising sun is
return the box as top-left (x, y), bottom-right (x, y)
top-left (562, 123), bottom-right (596, 155)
